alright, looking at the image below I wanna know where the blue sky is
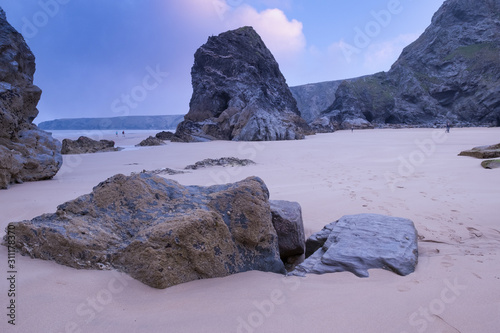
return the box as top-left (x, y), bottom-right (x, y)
top-left (1, 0), bottom-right (445, 123)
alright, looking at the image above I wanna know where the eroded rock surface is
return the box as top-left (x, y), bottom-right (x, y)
top-left (292, 0), bottom-right (500, 129)
top-left (174, 26), bottom-right (311, 142)
top-left (4, 174), bottom-right (286, 288)
top-left (270, 200), bottom-right (305, 270)
top-left (459, 143), bottom-right (500, 159)
top-left (0, 7), bottom-right (62, 188)
top-left (291, 214), bottom-right (418, 277)
top-left (61, 136), bottom-right (118, 154)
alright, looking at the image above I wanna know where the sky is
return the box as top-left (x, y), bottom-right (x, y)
top-left (1, 0), bottom-right (446, 123)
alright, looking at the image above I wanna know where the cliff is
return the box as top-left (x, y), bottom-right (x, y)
top-left (0, 7), bottom-right (62, 188)
top-left (292, 0), bottom-right (500, 130)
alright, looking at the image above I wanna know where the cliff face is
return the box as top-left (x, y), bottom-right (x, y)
top-left (0, 7), bottom-right (62, 188)
top-left (174, 26), bottom-right (311, 142)
top-left (292, 0), bottom-right (500, 129)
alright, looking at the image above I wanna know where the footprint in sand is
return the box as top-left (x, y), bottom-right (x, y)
top-left (467, 227), bottom-right (483, 238)
top-left (441, 255), bottom-right (454, 268)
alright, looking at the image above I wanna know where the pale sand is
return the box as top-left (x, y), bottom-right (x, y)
top-left (1, 128), bottom-right (499, 332)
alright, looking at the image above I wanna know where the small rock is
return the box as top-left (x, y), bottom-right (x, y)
top-left (185, 157), bottom-right (255, 170)
top-left (459, 143), bottom-right (500, 159)
top-left (61, 136), bottom-right (118, 154)
top-left (136, 136), bottom-right (165, 147)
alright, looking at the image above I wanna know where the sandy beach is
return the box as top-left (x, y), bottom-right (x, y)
top-left (1, 127), bottom-right (499, 333)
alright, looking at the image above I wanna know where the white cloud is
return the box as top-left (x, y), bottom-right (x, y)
top-left (225, 5), bottom-right (306, 60)
top-left (363, 33), bottom-right (419, 71)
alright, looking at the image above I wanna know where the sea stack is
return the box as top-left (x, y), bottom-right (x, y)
top-left (0, 7), bottom-right (62, 188)
top-left (174, 26), bottom-right (311, 142)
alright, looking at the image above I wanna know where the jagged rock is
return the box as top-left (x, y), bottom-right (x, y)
top-left (292, 0), bottom-right (500, 128)
top-left (291, 214), bottom-right (418, 278)
top-left (0, 7), bottom-right (62, 188)
top-left (133, 168), bottom-right (186, 176)
top-left (61, 136), bottom-right (118, 154)
top-left (3, 174), bottom-right (286, 289)
top-left (155, 131), bottom-right (175, 140)
top-left (136, 136), bottom-right (165, 147)
top-left (458, 143), bottom-right (500, 159)
top-left (174, 26), bottom-right (311, 142)
top-left (185, 157), bottom-right (255, 170)
top-left (270, 200), bottom-right (305, 270)
top-left (481, 159), bottom-right (500, 169)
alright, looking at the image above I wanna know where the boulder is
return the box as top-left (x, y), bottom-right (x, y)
top-left (0, 7), bottom-right (62, 188)
top-left (3, 174), bottom-right (286, 289)
top-left (136, 136), bottom-right (165, 147)
top-left (458, 143), bottom-right (500, 159)
top-left (270, 200), bottom-right (305, 270)
top-left (174, 26), bottom-right (311, 142)
top-left (61, 136), bottom-right (118, 154)
top-left (291, 214), bottom-right (418, 277)
top-left (155, 131), bottom-right (175, 140)
top-left (481, 159), bottom-right (500, 169)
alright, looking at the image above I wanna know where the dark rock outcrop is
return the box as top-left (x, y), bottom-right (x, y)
top-left (291, 214), bottom-right (418, 277)
top-left (61, 136), bottom-right (118, 154)
top-left (3, 174), bottom-right (286, 289)
top-left (270, 200), bottom-right (305, 270)
top-left (174, 26), bottom-right (311, 142)
top-left (136, 136), bottom-right (165, 147)
top-left (155, 131), bottom-right (175, 140)
top-left (292, 0), bottom-right (500, 129)
top-left (0, 7), bottom-right (62, 188)
top-left (458, 143), bottom-right (500, 159)
top-left (185, 157), bottom-right (255, 170)
top-left (481, 159), bottom-right (500, 169)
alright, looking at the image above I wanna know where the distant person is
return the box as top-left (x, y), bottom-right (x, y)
top-left (115, 131), bottom-right (118, 137)
top-left (446, 122), bottom-right (450, 133)
top-left (122, 130), bottom-right (125, 137)
top-left (351, 126), bottom-right (354, 132)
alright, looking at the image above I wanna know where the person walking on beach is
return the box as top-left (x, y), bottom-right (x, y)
top-left (122, 130), bottom-right (125, 137)
top-left (446, 122), bottom-right (450, 133)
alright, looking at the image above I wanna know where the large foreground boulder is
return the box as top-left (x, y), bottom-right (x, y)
top-left (3, 174), bottom-right (286, 288)
top-left (291, 214), bottom-right (418, 277)
top-left (0, 7), bottom-right (62, 188)
top-left (174, 26), bottom-right (311, 142)
top-left (61, 136), bottom-right (118, 154)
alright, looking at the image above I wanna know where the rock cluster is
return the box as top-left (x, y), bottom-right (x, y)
top-left (61, 136), bottom-right (118, 154)
top-left (291, 214), bottom-right (418, 277)
top-left (174, 26), bottom-right (311, 142)
top-left (185, 157), bottom-right (255, 170)
top-left (0, 7), bottom-right (62, 188)
top-left (4, 174), bottom-right (286, 289)
top-left (292, 0), bottom-right (500, 129)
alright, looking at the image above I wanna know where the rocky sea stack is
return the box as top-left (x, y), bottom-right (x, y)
top-left (0, 7), bottom-right (62, 188)
top-left (292, 0), bottom-right (500, 130)
top-left (174, 26), bottom-right (311, 142)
